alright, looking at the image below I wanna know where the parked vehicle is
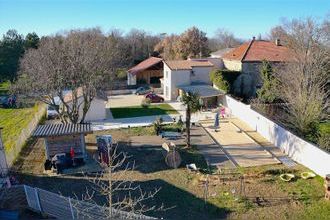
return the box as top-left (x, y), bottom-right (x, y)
top-left (134, 86), bottom-right (151, 95)
top-left (145, 93), bottom-right (164, 103)
top-left (47, 104), bottom-right (60, 119)
top-left (0, 95), bottom-right (16, 108)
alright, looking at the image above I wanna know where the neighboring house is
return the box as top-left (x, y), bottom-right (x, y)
top-left (127, 57), bottom-right (163, 86)
top-left (63, 89), bottom-right (108, 122)
top-left (162, 59), bottom-right (223, 107)
top-left (222, 38), bottom-right (292, 87)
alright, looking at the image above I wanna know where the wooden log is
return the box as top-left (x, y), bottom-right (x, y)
top-left (165, 151), bottom-right (181, 169)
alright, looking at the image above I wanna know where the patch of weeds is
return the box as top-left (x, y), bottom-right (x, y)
top-left (261, 167), bottom-right (298, 176)
top-left (261, 177), bottom-right (276, 183)
top-left (237, 197), bottom-right (254, 210)
top-left (125, 126), bottom-right (155, 136)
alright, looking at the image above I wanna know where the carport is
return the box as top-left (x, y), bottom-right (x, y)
top-left (178, 84), bottom-right (225, 110)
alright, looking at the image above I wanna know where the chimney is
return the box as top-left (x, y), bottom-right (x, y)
top-left (275, 38), bottom-right (281, 46)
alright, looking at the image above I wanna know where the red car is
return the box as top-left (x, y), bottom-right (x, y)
top-left (145, 93), bottom-right (164, 103)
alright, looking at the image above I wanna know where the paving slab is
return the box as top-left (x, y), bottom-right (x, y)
top-left (200, 120), bottom-right (280, 167)
top-left (230, 118), bottom-right (297, 167)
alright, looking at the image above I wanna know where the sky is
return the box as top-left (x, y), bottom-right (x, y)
top-left (0, 0), bottom-right (329, 39)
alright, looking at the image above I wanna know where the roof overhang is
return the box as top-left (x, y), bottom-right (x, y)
top-left (178, 84), bottom-right (225, 98)
top-left (33, 124), bottom-right (93, 137)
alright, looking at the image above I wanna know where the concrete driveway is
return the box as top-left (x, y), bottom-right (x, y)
top-left (200, 119), bottom-right (280, 167)
top-left (107, 94), bottom-right (144, 108)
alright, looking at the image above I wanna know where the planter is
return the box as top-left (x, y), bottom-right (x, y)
top-left (280, 173), bottom-right (295, 182)
top-left (301, 172), bottom-right (316, 179)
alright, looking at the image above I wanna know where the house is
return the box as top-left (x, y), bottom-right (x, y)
top-left (222, 38), bottom-right (292, 87)
top-left (162, 59), bottom-right (224, 108)
top-left (127, 57), bottom-right (163, 86)
top-left (63, 89), bottom-right (107, 122)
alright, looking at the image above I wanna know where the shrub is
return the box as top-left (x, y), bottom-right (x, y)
top-left (210, 69), bottom-right (241, 93)
top-left (153, 117), bottom-right (163, 135)
top-left (115, 68), bottom-right (127, 80)
top-left (317, 122), bottom-right (330, 152)
top-left (257, 61), bottom-right (279, 103)
top-left (141, 98), bottom-right (151, 108)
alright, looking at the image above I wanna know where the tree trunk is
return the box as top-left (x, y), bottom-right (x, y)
top-left (186, 106), bottom-right (191, 147)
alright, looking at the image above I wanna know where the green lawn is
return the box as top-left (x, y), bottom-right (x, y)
top-left (0, 105), bottom-right (40, 152)
top-left (0, 81), bottom-right (10, 95)
top-left (110, 103), bottom-right (178, 119)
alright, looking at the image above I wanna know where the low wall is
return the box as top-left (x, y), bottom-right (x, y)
top-left (222, 95), bottom-right (330, 177)
top-left (5, 105), bottom-right (46, 166)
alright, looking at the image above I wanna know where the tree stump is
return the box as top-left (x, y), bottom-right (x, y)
top-left (165, 151), bottom-right (182, 168)
top-left (162, 142), bottom-right (182, 168)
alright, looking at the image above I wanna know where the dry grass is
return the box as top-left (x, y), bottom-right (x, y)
top-left (13, 127), bottom-right (330, 220)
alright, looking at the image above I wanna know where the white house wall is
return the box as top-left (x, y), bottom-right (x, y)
top-left (127, 72), bottom-right (136, 86)
top-left (190, 66), bottom-right (213, 84)
top-left (222, 95), bottom-right (330, 177)
top-left (223, 59), bottom-right (242, 71)
top-left (84, 98), bottom-right (107, 122)
top-left (163, 64), bottom-right (191, 100)
top-left (66, 96), bottom-right (107, 122)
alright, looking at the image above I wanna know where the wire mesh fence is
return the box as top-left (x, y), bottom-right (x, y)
top-left (1, 184), bottom-right (156, 219)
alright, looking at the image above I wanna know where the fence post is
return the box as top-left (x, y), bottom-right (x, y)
top-left (34, 188), bottom-right (42, 212)
top-left (69, 197), bottom-right (75, 220)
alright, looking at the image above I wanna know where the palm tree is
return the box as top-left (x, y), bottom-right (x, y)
top-left (181, 91), bottom-right (202, 147)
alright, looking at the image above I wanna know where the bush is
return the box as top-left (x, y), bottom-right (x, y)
top-left (256, 61), bottom-right (279, 103)
top-left (317, 122), bottom-right (330, 152)
top-left (153, 117), bottom-right (163, 135)
top-left (210, 69), bottom-right (241, 93)
top-left (141, 97), bottom-right (151, 108)
top-left (115, 68), bottom-right (127, 81)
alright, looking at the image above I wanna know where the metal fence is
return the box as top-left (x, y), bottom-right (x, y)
top-left (1, 184), bottom-right (156, 219)
top-left (5, 105), bottom-right (46, 166)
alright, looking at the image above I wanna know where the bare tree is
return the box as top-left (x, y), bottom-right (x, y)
top-left (209, 28), bottom-right (242, 51)
top-left (274, 17), bottom-right (329, 136)
top-left (13, 28), bottom-right (122, 123)
top-left (74, 143), bottom-right (163, 219)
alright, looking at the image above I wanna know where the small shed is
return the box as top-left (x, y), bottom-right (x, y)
top-left (33, 124), bottom-right (93, 160)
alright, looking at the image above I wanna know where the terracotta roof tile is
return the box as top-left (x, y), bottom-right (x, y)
top-left (165, 60), bottom-right (213, 70)
top-left (223, 40), bottom-right (292, 62)
top-left (128, 57), bottom-right (163, 75)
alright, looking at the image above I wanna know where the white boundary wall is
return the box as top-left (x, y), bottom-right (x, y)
top-left (222, 95), bottom-right (330, 177)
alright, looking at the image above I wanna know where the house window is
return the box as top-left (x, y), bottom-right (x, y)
top-left (165, 71), bottom-right (168, 79)
top-left (165, 86), bottom-right (169, 98)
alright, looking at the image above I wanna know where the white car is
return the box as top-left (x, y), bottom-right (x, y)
top-left (47, 104), bottom-right (60, 119)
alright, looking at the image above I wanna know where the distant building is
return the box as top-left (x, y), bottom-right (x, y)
top-left (210, 48), bottom-right (234, 58)
top-left (222, 38), bottom-right (292, 87)
top-left (127, 57), bottom-right (163, 86)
